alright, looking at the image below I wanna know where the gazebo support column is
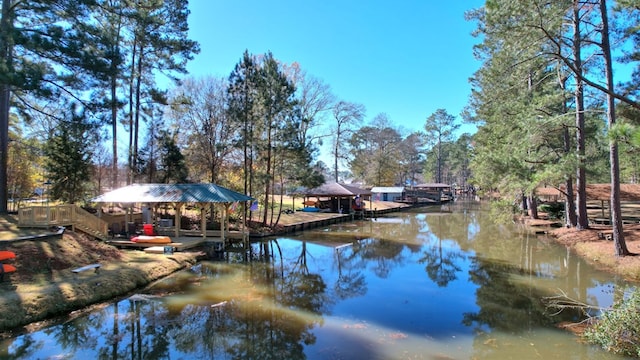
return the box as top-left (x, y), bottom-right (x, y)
top-left (221, 203), bottom-right (228, 245)
top-left (174, 203), bottom-right (182, 238)
top-left (201, 205), bottom-right (207, 240)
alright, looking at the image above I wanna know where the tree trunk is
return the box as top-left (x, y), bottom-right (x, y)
top-left (564, 178), bottom-right (577, 226)
top-left (262, 123), bottom-right (272, 227)
top-left (127, 36), bottom-right (137, 185)
top-left (334, 126), bottom-right (340, 183)
top-left (133, 46), bottom-right (143, 182)
top-left (564, 125), bottom-right (577, 227)
top-left (0, 85), bottom-right (8, 215)
top-left (573, 1), bottom-right (589, 230)
top-left (528, 193), bottom-right (538, 219)
top-left (0, 0), bottom-right (13, 214)
top-left (600, 0), bottom-right (629, 255)
top-left (243, 89), bottom-right (249, 221)
top-left (110, 68), bottom-right (118, 189)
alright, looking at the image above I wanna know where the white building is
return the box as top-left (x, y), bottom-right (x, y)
top-left (370, 187), bottom-right (405, 202)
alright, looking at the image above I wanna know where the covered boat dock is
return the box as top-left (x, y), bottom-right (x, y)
top-left (301, 182), bottom-right (372, 215)
top-left (91, 183), bottom-right (253, 251)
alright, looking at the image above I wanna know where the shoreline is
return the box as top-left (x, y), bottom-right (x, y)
top-left (547, 223), bottom-right (640, 282)
top-left (0, 232), bottom-right (203, 336)
top-left (1, 207), bottom-right (639, 338)
top-left (519, 215), bottom-right (640, 282)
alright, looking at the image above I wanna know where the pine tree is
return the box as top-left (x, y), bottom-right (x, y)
top-left (0, 0), bottom-right (98, 212)
top-left (125, 0), bottom-right (199, 184)
top-left (158, 130), bottom-right (188, 184)
top-left (424, 109), bottom-right (460, 184)
top-left (44, 104), bottom-right (98, 204)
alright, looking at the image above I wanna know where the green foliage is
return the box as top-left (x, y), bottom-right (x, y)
top-left (158, 131), bottom-right (188, 184)
top-left (0, 0), bottom-right (99, 98)
top-left (44, 104), bottom-right (98, 204)
top-left (584, 289), bottom-right (640, 357)
top-left (7, 124), bottom-right (40, 209)
top-left (489, 199), bottom-right (519, 224)
top-left (538, 202), bottom-right (564, 219)
top-left (396, 132), bottom-right (426, 186)
top-left (227, 50), bottom-right (318, 226)
top-left (424, 108), bottom-right (460, 184)
top-left (347, 116), bottom-right (403, 186)
top-left (609, 121), bottom-right (640, 183)
top-left (423, 135), bottom-right (473, 186)
top-left (0, 0), bottom-right (200, 211)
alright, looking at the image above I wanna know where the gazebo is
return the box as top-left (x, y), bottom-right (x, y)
top-left (91, 183), bottom-right (253, 243)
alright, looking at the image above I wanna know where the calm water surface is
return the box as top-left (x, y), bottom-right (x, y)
top-left (1, 200), bottom-right (636, 359)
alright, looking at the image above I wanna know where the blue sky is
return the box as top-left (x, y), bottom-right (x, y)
top-left (185, 1), bottom-right (484, 137)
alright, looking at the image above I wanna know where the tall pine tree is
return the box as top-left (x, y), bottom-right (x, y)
top-left (44, 104), bottom-right (98, 204)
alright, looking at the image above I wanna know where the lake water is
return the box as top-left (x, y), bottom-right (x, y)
top-left (1, 200), bottom-right (635, 359)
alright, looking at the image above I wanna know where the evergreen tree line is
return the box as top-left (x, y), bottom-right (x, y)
top-left (465, 0), bottom-right (640, 255)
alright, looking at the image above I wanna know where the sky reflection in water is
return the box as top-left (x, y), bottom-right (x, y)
top-left (2, 201), bottom-right (634, 359)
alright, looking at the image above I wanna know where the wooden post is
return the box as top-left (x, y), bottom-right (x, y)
top-left (222, 203), bottom-right (228, 245)
top-left (174, 203), bottom-right (181, 238)
top-left (201, 205), bottom-right (207, 241)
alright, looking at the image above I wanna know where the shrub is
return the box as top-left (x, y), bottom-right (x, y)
top-left (584, 289), bottom-right (640, 357)
top-left (490, 199), bottom-right (519, 224)
top-left (538, 202), bottom-right (564, 219)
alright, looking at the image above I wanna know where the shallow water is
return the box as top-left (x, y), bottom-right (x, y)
top-left (1, 200), bottom-right (635, 359)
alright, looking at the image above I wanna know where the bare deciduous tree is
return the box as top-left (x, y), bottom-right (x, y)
top-left (331, 101), bottom-right (365, 182)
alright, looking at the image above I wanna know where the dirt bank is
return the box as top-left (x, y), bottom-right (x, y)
top-left (548, 223), bottom-right (640, 281)
top-left (0, 231), bottom-right (203, 336)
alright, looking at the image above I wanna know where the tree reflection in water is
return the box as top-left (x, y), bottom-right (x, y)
top-left (334, 243), bottom-right (367, 300)
top-left (1, 201), bottom-right (634, 360)
top-left (416, 208), bottom-right (466, 287)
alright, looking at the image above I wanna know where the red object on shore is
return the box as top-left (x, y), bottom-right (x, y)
top-left (143, 224), bottom-right (155, 236)
top-left (1, 264), bottom-right (16, 273)
top-left (0, 251), bottom-right (15, 261)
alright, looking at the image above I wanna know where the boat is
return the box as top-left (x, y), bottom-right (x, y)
top-left (0, 251), bottom-right (15, 261)
top-left (131, 235), bottom-right (171, 244)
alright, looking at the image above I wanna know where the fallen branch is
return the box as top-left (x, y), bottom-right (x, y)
top-left (542, 288), bottom-right (605, 317)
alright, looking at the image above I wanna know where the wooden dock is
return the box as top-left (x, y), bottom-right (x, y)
top-left (105, 201), bottom-right (416, 252)
top-left (106, 236), bottom-right (214, 251)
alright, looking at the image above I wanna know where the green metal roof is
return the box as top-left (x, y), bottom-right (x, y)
top-left (91, 183), bottom-right (253, 204)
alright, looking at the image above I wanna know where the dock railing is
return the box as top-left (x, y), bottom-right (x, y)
top-left (18, 204), bottom-right (109, 240)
